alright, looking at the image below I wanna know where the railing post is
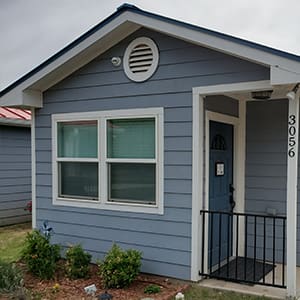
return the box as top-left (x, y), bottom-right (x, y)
top-left (209, 212), bottom-right (214, 273)
top-left (235, 214), bottom-right (239, 279)
top-left (272, 218), bottom-right (276, 286)
top-left (201, 211), bottom-right (205, 275)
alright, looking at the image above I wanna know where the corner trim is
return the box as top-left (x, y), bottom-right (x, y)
top-left (31, 108), bottom-right (36, 228)
top-left (191, 92), bottom-right (204, 281)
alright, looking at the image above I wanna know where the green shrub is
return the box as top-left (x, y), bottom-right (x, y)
top-left (22, 230), bottom-right (60, 279)
top-left (0, 260), bottom-right (23, 293)
top-left (144, 284), bottom-right (161, 294)
top-left (65, 244), bottom-right (91, 279)
top-left (99, 244), bottom-right (142, 288)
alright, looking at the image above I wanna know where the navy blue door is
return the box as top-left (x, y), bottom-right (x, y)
top-left (208, 121), bottom-right (234, 268)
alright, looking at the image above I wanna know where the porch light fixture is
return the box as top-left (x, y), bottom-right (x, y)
top-left (287, 83), bottom-right (300, 101)
top-left (111, 57), bottom-right (121, 67)
top-left (251, 90), bottom-right (273, 100)
top-left (287, 91), bottom-right (296, 101)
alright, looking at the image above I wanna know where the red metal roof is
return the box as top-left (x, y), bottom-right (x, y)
top-left (0, 107), bottom-right (31, 120)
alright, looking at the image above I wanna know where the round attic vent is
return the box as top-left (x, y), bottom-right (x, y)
top-left (123, 37), bottom-right (159, 82)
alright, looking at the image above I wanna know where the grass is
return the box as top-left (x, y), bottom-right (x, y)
top-left (0, 222), bottom-right (31, 263)
top-left (177, 285), bottom-right (271, 299)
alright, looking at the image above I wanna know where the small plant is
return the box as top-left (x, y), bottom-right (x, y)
top-left (65, 244), bottom-right (91, 279)
top-left (22, 230), bottom-right (60, 279)
top-left (0, 260), bottom-right (23, 293)
top-left (144, 284), bottom-right (161, 294)
top-left (98, 244), bottom-right (142, 288)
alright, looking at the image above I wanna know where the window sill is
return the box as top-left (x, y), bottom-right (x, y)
top-left (53, 198), bottom-right (164, 215)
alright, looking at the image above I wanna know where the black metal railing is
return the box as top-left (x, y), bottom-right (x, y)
top-left (199, 210), bottom-right (286, 288)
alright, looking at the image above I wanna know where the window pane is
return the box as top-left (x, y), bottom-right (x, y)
top-left (109, 163), bottom-right (155, 204)
top-left (107, 118), bottom-right (155, 159)
top-left (58, 121), bottom-right (97, 158)
top-left (58, 162), bottom-right (98, 200)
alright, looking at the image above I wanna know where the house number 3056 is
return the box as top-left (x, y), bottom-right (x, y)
top-left (288, 114), bottom-right (297, 158)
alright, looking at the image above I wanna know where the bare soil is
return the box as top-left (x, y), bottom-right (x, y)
top-left (1, 262), bottom-right (189, 300)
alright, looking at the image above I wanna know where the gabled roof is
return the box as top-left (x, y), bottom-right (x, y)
top-left (1, 3), bottom-right (300, 108)
top-left (0, 107), bottom-right (31, 127)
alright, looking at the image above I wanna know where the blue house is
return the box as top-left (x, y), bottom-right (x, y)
top-left (0, 108), bottom-right (31, 226)
top-left (1, 4), bottom-right (300, 297)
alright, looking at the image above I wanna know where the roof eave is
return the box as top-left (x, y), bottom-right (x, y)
top-left (1, 4), bottom-right (300, 108)
top-left (0, 118), bottom-right (31, 127)
top-left (0, 13), bottom-right (141, 108)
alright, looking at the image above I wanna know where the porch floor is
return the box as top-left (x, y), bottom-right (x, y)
top-left (198, 263), bottom-right (300, 299)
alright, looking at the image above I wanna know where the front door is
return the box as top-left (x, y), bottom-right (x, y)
top-left (208, 120), bottom-right (234, 269)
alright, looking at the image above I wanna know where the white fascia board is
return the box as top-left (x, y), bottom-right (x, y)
top-left (271, 65), bottom-right (300, 85)
top-left (29, 13), bottom-right (139, 91)
top-left (193, 80), bottom-right (273, 95)
top-left (23, 90), bottom-right (43, 108)
top-left (2, 9), bottom-right (300, 108)
top-left (0, 90), bottom-right (23, 107)
top-left (0, 89), bottom-right (42, 108)
top-left (1, 12), bottom-right (140, 108)
top-left (126, 12), bottom-right (300, 84)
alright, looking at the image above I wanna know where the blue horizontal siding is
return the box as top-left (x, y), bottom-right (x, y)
top-left (37, 210), bottom-right (191, 242)
top-left (36, 28), bottom-right (269, 279)
top-left (0, 126), bottom-right (31, 225)
top-left (245, 100), bottom-right (290, 264)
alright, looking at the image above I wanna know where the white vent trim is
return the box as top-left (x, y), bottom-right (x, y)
top-left (123, 37), bottom-right (159, 82)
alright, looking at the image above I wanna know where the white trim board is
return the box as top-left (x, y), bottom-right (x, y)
top-left (193, 80), bottom-right (273, 96)
top-left (0, 118), bottom-right (31, 127)
top-left (129, 12), bottom-right (300, 75)
top-left (191, 92), bottom-right (204, 281)
top-left (286, 89), bottom-right (300, 298)
top-left (51, 107), bottom-right (164, 215)
top-left (2, 7), bottom-right (300, 107)
top-left (31, 108), bottom-right (36, 228)
top-left (204, 111), bottom-right (245, 259)
top-left (204, 111), bottom-right (239, 219)
top-left (0, 16), bottom-right (140, 107)
top-left (191, 81), bottom-right (251, 281)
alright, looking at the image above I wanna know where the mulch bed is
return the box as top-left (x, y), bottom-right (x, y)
top-left (1, 262), bottom-right (189, 300)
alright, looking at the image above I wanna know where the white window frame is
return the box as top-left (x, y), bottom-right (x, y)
top-left (52, 107), bottom-right (164, 214)
top-left (55, 120), bottom-right (99, 202)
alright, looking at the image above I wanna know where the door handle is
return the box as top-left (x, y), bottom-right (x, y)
top-left (230, 195), bottom-right (236, 211)
top-left (229, 184), bottom-right (235, 212)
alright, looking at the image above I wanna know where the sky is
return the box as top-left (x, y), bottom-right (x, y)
top-left (0, 0), bottom-right (300, 91)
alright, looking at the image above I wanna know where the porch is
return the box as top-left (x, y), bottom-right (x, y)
top-left (199, 210), bottom-right (287, 295)
top-left (191, 80), bottom-right (300, 298)
top-left (198, 265), bottom-right (292, 300)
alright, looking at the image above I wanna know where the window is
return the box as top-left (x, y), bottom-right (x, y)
top-left (57, 121), bottom-right (98, 200)
top-left (107, 118), bottom-right (156, 204)
top-left (52, 108), bottom-right (163, 214)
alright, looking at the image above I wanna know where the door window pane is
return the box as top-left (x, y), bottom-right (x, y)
top-left (107, 118), bottom-right (155, 159)
top-left (59, 162), bottom-right (98, 200)
top-left (109, 163), bottom-right (155, 204)
top-left (58, 121), bottom-right (97, 158)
